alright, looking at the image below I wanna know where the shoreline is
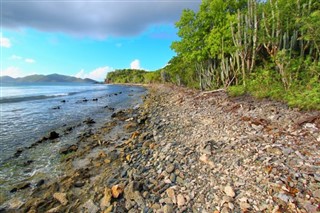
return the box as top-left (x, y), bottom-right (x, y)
top-left (1, 84), bottom-right (319, 212)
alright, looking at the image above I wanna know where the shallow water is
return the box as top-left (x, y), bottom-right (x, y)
top-left (0, 83), bottom-right (146, 203)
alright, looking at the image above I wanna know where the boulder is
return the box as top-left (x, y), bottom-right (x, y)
top-left (48, 131), bottom-right (59, 140)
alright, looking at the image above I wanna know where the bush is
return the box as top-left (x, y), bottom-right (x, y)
top-left (228, 85), bottom-right (246, 96)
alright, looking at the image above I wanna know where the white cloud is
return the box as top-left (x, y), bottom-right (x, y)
top-left (130, 59), bottom-right (141, 70)
top-left (10, 54), bottom-right (22, 60)
top-left (25, 58), bottom-right (36, 63)
top-left (75, 66), bottom-right (113, 81)
top-left (0, 67), bottom-right (23, 78)
top-left (0, 33), bottom-right (11, 48)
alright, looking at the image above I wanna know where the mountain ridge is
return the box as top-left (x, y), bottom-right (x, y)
top-left (0, 74), bottom-right (97, 83)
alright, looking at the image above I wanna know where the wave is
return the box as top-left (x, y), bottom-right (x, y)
top-left (0, 87), bottom-right (109, 104)
top-left (0, 93), bottom-right (70, 104)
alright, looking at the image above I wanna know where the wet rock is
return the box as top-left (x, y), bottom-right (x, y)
top-left (52, 106), bottom-right (60, 110)
top-left (92, 98), bottom-right (98, 101)
top-left (111, 110), bottom-right (125, 118)
top-left (14, 148), bottom-right (24, 157)
top-left (22, 160), bottom-right (33, 166)
top-left (59, 144), bottom-right (78, 155)
top-left (48, 131), bottom-right (59, 140)
top-left (61, 100), bottom-right (66, 103)
top-left (10, 182), bottom-right (31, 193)
top-left (36, 179), bottom-right (45, 187)
top-left (53, 192), bottom-right (68, 205)
top-left (84, 117), bottom-right (95, 124)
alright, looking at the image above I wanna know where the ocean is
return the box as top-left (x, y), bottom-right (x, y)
top-left (0, 83), bottom-right (146, 202)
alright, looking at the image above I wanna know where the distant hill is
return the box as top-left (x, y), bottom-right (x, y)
top-left (0, 74), bottom-right (97, 84)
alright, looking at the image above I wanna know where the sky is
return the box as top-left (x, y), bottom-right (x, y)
top-left (0, 0), bottom-right (200, 81)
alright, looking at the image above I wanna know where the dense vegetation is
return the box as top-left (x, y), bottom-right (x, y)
top-left (106, 0), bottom-right (320, 110)
top-left (106, 69), bottom-right (161, 84)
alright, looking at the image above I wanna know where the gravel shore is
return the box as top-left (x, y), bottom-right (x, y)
top-left (2, 84), bottom-right (319, 213)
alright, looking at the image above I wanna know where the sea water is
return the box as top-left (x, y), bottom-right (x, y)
top-left (0, 83), bottom-right (146, 203)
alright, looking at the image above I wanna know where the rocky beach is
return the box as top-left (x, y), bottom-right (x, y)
top-left (1, 84), bottom-right (319, 213)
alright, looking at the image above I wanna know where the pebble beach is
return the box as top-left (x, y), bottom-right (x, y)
top-left (1, 84), bottom-right (319, 213)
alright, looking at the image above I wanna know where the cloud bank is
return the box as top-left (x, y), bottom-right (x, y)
top-left (1, 67), bottom-right (24, 78)
top-left (2, 1), bottom-right (200, 38)
top-left (0, 33), bottom-right (11, 48)
top-left (75, 66), bottom-right (113, 81)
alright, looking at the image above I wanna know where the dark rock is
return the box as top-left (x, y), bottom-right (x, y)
top-left (92, 98), bottom-right (98, 101)
top-left (48, 131), bottom-right (59, 140)
top-left (36, 179), bottom-right (45, 187)
top-left (83, 117), bottom-right (95, 124)
top-left (59, 144), bottom-right (78, 155)
top-left (14, 148), bottom-right (24, 157)
top-left (82, 98), bottom-right (88, 102)
top-left (10, 182), bottom-right (31, 193)
top-left (61, 100), bottom-right (66, 103)
top-left (111, 110), bottom-right (125, 118)
top-left (74, 181), bottom-right (85, 187)
top-left (23, 160), bottom-right (34, 166)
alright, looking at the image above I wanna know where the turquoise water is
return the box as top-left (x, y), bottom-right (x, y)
top-left (0, 83), bottom-right (146, 202)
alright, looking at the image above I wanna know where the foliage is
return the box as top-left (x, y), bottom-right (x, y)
top-left (105, 0), bottom-right (320, 110)
top-left (106, 69), bottom-right (161, 84)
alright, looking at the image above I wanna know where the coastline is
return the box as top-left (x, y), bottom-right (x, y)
top-left (1, 84), bottom-right (319, 212)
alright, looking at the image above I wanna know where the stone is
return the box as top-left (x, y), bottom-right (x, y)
top-left (103, 205), bottom-right (113, 213)
top-left (313, 189), bottom-right (320, 198)
top-left (48, 131), bottom-right (59, 140)
top-left (100, 188), bottom-right (112, 208)
top-left (169, 173), bottom-right (176, 183)
top-left (221, 206), bottom-right (230, 213)
top-left (53, 192), bottom-right (68, 205)
top-left (74, 181), bottom-right (85, 187)
top-left (166, 188), bottom-right (176, 203)
top-left (199, 154), bottom-right (214, 167)
top-left (124, 181), bottom-right (145, 207)
top-left (151, 203), bottom-right (161, 210)
top-left (166, 164), bottom-right (175, 173)
top-left (176, 194), bottom-right (185, 207)
top-left (304, 202), bottom-right (318, 213)
top-left (111, 184), bottom-right (124, 198)
top-left (240, 202), bottom-right (251, 211)
top-left (163, 204), bottom-right (174, 213)
top-left (59, 144), bottom-right (78, 155)
top-left (47, 206), bottom-right (61, 213)
top-left (224, 186), bottom-right (235, 197)
top-left (83, 199), bottom-right (99, 213)
top-left (83, 117), bottom-right (95, 124)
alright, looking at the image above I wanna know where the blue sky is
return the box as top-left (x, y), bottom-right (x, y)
top-left (0, 1), bottom-right (200, 81)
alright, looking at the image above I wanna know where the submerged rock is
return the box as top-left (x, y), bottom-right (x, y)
top-left (48, 131), bottom-right (59, 140)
